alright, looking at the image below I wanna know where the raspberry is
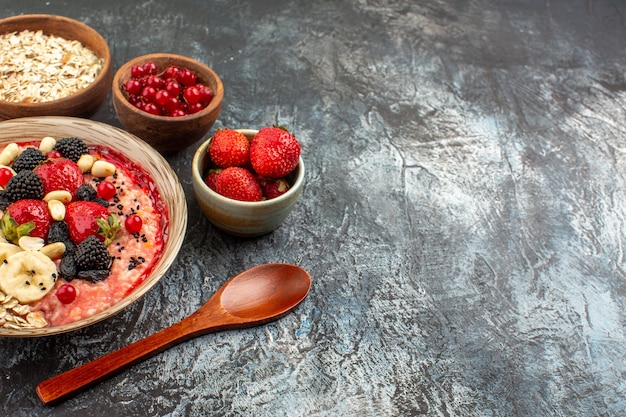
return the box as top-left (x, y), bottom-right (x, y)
top-left (5, 171), bottom-right (44, 201)
top-left (12, 147), bottom-right (45, 172)
top-left (54, 137), bottom-right (88, 162)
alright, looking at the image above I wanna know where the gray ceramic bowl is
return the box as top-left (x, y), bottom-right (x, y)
top-left (191, 129), bottom-right (304, 237)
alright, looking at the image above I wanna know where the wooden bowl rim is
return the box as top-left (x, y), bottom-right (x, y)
top-left (0, 14), bottom-right (113, 109)
top-left (112, 53), bottom-right (224, 122)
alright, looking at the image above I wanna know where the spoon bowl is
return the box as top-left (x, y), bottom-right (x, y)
top-left (35, 263), bottom-right (311, 406)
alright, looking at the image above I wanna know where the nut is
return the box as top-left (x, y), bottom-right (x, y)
top-left (77, 154), bottom-right (94, 173)
top-left (47, 199), bottom-right (66, 221)
top-left (0, 143), bottom-right (19, 165)
top-left (91, 160), bottom-right (116, 177)
top-left (43, 190), bottom-right (72, 204)
top-left (39, 136), bottom-right (56, 154)
top-left (39, 242), bottom-right (65, 259)
top-left (18, 236), bottom-right (45, 252)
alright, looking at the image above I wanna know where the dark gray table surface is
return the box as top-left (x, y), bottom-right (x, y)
top-left (2, 0), bottom-right (625, 416)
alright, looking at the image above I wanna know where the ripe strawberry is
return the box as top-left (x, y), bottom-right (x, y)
top-left (215, 167), bottom-right (263, 202)
top-left (261, 177), bottom-right (290, 199)
top-left (204, 168), bottom-right (222, 191)
top-left (3, 199), bottom-right (52, 241)
top-left (250, 126), bottom-right (300, 178)
top-left (33, 158), bottom-right (84, 198)
top-left (65, 201), bottom-right (120, 245)
top-left (209, 129), bottom-right (250, 168)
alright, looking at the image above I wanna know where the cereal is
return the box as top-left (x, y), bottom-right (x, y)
top-left (0, 291), bottom-right (49, 329)
top-left (0, 30), bottom-right (103, 103)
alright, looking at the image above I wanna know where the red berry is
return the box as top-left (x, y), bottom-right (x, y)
top-left (215, 167), bottom-right (263, 202)
top-left (165, 80), bottom-right (182, 97)
top-left (141, 86), bottom-right (157, 102)
top-left (143, 102), bottom-right (161, 115)
top-left (143, 61), bottom-right (158, 75)
top-left (209, 129), bottom-right (250, 168)
top-left (164, 97), bottom-right (181, 114)
top-left (33, 158), bottom-right (84, 198)
top-left (155, 90), bottom-right (171, 107)
top-left (130, 64), bottom-right (145, 79)
top-left (56, 284), bottom-right (76, 304)
top-left (163, 66), bottom-right (181, 80)
top-left (177, 69), bottom-right (197, 86)
top-left (145, 75), bottom-right (165, 89)
top-left (183, 86), bottom-right (202, 105)
top-left (250, 126), bottom-right (301, 178)
top-left (65, 201), bottom-right (117, 245)
top-left (204, 168), bottom-right (222, 191)
top-left (0, 167), bottom-right (13, 187)
top-left (197, 84), bottom-right (214, 103)
top-left (6, 199), bottom-right (52, 240)
top-left (124, 79), bottom-right (142, 95)
top-left (188, 102), bottom-right (205, 114)
top-left (97, 181), bottom-right (117, 200)
top-left (171, 109), bottom-right (187, 117)
top-left (125, 214), bottom-right (143, 234)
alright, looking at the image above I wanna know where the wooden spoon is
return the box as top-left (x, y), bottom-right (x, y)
top-left (36, 263), bottom-right (312, 406)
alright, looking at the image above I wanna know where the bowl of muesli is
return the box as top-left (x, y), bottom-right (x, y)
top-left (0, 14), bottom-right (113, 121)
top-left (0, 116), bottom-right (187, 337)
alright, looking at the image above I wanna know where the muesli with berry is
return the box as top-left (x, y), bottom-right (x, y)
top-left (0, 137), bottom-right (167, 328)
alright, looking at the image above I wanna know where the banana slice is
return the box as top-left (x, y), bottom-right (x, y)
top-left (0, 251), bottom-right (57, 303)
top-left (0, 242), bottom-right (22, 263)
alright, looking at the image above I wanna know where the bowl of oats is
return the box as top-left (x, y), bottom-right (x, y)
top-left (0, 116), bottom-right (187, 337)
top-left (0, 14), bottom-right (113, 121)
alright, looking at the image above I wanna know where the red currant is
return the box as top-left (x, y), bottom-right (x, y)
top-left (197, 84), bottom-right (214, 103)
top-left (125, 214), bottom-right (143, 234)
top-left (124, 79), bottom-right (143, 95)
top-left (188, 102), bottom-right (205, 114)
top-left (141, 86), bottom-right (157, 102)
top-left (171, 109), bottom-right (187, 117)
top-left (155, 90), bottom-right (171, 107)
top-left (0, 167), bottom-right (13, 187)
top-left (56, 284), bottom-right (76, 304)
top-left (143, 102), bottom-right (161, 115)
top-left (164, 97), bottom-right (180, 114)
top-left (143, 61), bottom-right (158, 75)
top-left (97, 180), bottom-right (117, 200)
top-left (183, 86), bottom-right (202, 105)
top-left (177, 69), bottom-right (197, 86)
top-left (165, 80), bottom-right (182, 97)
top-left (130, 64), bottom-right (145, 79)
top-left (163, 66), bottom-right (181, 80)
top-left (145, 75), bottom-right (165, 89)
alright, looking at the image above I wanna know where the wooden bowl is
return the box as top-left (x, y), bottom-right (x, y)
top-left (112, 53), bottom-right (224, 154)
top-left (191, 129), bottom-right (305, 237)
top-left (0, 116), bottom-right (187, 337)
top-left (0, 14), bottom-right (113, 120)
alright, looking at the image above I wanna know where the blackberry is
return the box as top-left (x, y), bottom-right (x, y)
top-left (12, 147), bottom-right (45, 172)
top-left (54, 137), bottom-right (88, 162)
top-left (76, 184), bottom-right (97, 201)
top-left (0, 190), bottom-right (11, 210)
top-left (74, 236), bottom-right (112, 271)
top-left (5, 171), bottom-right (44, 201)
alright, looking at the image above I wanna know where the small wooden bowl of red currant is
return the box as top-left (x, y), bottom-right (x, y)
top-left (112, 53), bottom-right (224, 154)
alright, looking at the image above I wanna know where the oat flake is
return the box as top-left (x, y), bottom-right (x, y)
top-left (0, 29), bottom-right (103, 103)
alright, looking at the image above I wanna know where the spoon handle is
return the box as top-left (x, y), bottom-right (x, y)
top-left (36, 313), bottom-right (214, 406)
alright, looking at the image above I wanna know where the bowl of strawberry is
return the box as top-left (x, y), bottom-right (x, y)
top-left (191, 126), bottom-right (305, 237)
top-left (112, 53), bottom-right (224, 154)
